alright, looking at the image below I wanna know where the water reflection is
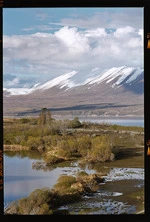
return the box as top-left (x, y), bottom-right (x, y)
top-left (4, 152), bottom-right (95, 207)
top-left (4, 150), bottom-right (42, 159)
top-left (4, 151), bottom-right (144, 214)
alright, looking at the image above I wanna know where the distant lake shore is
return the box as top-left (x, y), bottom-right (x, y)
top-left (53, 115), bottom-right (144, 127)
top-left (3, 115), bottom-right (144, 127)
top-left (3, 115), bottom-right (144, 120)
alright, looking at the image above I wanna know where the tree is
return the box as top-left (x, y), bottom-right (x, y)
top-left (38, 108), bottom-right (52, 125)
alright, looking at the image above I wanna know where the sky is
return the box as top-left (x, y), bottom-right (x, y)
top-left (3, 7), bottom-right (144, 88)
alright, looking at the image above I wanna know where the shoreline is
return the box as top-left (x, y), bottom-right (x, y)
top-left (3, 114), bottom-right (144, 119)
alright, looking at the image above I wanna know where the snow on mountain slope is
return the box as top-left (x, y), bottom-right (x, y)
top-left (86, 66), bottom-right (143, 88)
top-left (33, 70), bottom-right (78, 90)
top-left (3, 66), bottom-right (143, 96)
top-left (4, 71), bottom-right (78, 96)
top-left (3, 87), bottom-right (34, 95)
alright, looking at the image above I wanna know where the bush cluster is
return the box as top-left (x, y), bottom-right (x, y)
top-left (3, 116), bottom-right (144, 164)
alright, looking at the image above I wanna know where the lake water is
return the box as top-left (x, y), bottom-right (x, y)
top-left (4, 152), bottom-right (144, 214)
top-left (4, 154), bottom-right (95, 209)
top-left (3, 118), bottom-right (144, 214)
top-left (53, 115), bottom-right (144, 127)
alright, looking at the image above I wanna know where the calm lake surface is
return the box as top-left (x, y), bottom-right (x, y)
top-left (4, 154), bottom-right (95, 208)
top-left (3, 118), bottom-right (144, 214)
top-left (53, 116), bottom-right (144, 127)
top-left (4, 152), bottom-right (144, 214)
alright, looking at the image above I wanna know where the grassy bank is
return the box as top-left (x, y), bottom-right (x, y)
top-left (3, 117), bottom-right (144, 164)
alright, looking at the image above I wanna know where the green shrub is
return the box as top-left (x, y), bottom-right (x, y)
top-left (68, 117), bottom-right (82, 128)
top-left (77, 135), bottom-right (91, 156)
top-left (76, 171), bottom-right (88, 179)
top-left (44, 155), bottom-right (63, 165)
top-left (56, 149), bottom-right (72, 158)
top-left (54, 175), bottom-right (76, 194)
top-left (17, 188), bottom-right (58, 215)
top-left (89, 135), bottom-right (114, 163)
top-left (26, 136), bottom-right (44, 150)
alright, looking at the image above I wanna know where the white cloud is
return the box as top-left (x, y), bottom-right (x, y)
top-left (5, 77), bottom-right (20, 87)
top-left (3, 24), bottom-right (143, 87)
top-left (54, 26), bottom-right (90, 55)
top-left (85, 28), bottom-right (107, 38)
top-left (113, 26), bottom-right (135, 38)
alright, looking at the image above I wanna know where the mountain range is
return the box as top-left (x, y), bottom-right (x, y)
top-left (3, 66), bottom-right (144, 117)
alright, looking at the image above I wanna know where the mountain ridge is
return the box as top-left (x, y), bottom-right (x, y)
top-left (3, 66), bottom-right (144, 117)
top-left (4, 66), bottom-right (143, 96)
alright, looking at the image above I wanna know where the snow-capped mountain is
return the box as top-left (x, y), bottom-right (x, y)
top-left (4, 66), bottom-right (143, 96)
top-left (86, 66), bottom-right (143, 88)
top-left (3, 66), bottom-right (144, 117)
top-left (33, 70), bottom-right (78, 91)
top-left (3, 71), bottom-right (78, 96)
